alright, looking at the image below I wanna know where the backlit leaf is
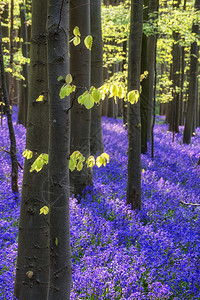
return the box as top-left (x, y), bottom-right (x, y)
top-left (40, 206), bottom-right (49, 215)
top-left (127, 90), bottom-right (139, 104)
top-left (84, 35), bottom-right (93, 50)
top-left (65, 74), bottom-right (72, 84)
top-left (73, 36), bottom-right (80, 46)
top-left (36, 95), bottom-right (44, 102)
top-left (73, 26), bottom-right (80, 37)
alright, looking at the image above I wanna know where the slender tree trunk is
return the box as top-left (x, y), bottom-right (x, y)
top-left (9, 0), bottom-right (14, 106)
top-left (47, 1), bottom-right (71, 298)
top-left (183, 0), bottom-right (200, 144)
top-left (90, 0), bottom-right (104, 155)
top-left (140, 0), bottom-right (149, 154)
top-left (14, 1), bottom-right (50, 298)
top-left (70, 0), bottom-right (92, 196)
top-left (18, 0), bottom-right (29, 126)
top-left (122, 40), bottom-right (128, 126)
top-left (0, 19), bottom-right (18, 194)
top-left (127, 0), bottom-right (143, 210)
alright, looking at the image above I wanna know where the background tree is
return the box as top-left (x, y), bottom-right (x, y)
top-left (183, 0), bottom-right (200, 144)
top-left (127, 0), bottom-right (143, 210)
top-left (90, 0), bottom-right (104, 155)
top-left (70, 0), bottom-right (92, 196)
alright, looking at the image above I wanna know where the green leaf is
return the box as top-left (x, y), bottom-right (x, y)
top-left (65, 74), bottom-right (73, 84)
top-left (23, 149), bottom-right (33, 160)
top-left (82, 93), bottom-right (95, 109)
top-left (57, 76), bottom-right (63, 81)
top-left (59, 84), bottom-right (75, 99)
top-left (84, 35), bottom-right (93, 50)
top-left (69, 156), bottom-right (76, 172)
top-left (40, 206), bottom-right (49, 215)
top-left (73, 26), bottom-right (80, 37)
top-left (127, 90), bottom-right (139, 104)
top-left (36, 95), bottom-right (44, 102)
top-left (55, 237), bottom-right (59, 246)
top-left (73, 36), bottom-right (80, 46)
top-left (96, 156), bottom-right (104, 168)
top-left (92, 88), bottom-right (102, 103)
top-left (86, 156), bottom-right (95, 170)
top-left (77, 161), bottom-right (83, 171)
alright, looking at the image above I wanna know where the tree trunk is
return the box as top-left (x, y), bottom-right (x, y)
top-left (0, 19), bottom-right (18, 194)
top-left (18, 0), bottom-right (29, 126)
top-left (140, 0), bottom-right (149, 154)
top-left (183, 0), bottom-right (199, 144)
top-left (47, 0), bottom-right (71, 298)
top-left (14, 0), bottom-right (50, 298)
top-left (70, 0), bottom-right (92, 196)
top-left (90, 0), bottom-right (104, 155)
top-left (127, 0), bottom-right (143, 210)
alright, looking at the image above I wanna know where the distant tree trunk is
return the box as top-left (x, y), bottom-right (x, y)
top-left (47, 0), bottom-right (71, 298)
top-left (18, 0), bottom-right (29, 126)
top-left (140, 0), bottom-right (149, 154)
top-left (0, 19), bottom-right (18, 194)
top-left (14, 0), bottom-right (49, 298)
top-left (127, 0), bottom-right (143, 210)
top-left (102, 67), bottom-right (108, 116)
top-left (122, 40), bottom-right (128, 126)
top-left (9, 0), bottom-right (14, 106)
top-left (90, 0), bottom-right (104, 155)
top-left (183, 0), bottom-right (199, 144)
top-left (168, 0), bottom-right (181, 134)
top-left (70, 0), bottom-right (92, 196)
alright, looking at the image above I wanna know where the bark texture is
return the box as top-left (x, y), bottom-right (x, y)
top-left (127, 0), bottom-right (143, 210)
top-left (90, 0), bottom-right (104, 155)
top-left (14, 0), bottom-right (49, 298)
top-left (70, 0), bottom-right (92, 196)
top-left (0, 19), bottom-right (18, 194)
top-left (183, 0), bottom-right (200, 144)
top-left (47, 0), bottom-right (71, 299)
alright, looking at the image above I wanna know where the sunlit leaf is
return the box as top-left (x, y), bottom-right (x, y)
top-left (84, 35), bottom-right (93, 50)
top-left (73, 36), bottom-right (80, 46)
top-left (65, 74), bottom-right (73, 84)
top-left (40, 206), bottom-right (49, 215)
top-left (73, 26), bottom-right (80, 36)
top-left (36, 95), bottom-right (44, 102)
top-left (127, 90), bottom-right (139, 104)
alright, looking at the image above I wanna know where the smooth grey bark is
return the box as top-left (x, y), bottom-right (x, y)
top-left (140, 0), bottom-right (149, 154)
top-left (14, 1), bottom-right (49, 298)
top-left (168, 0), bottom-right (181, 134)
top-left (90, 0), bottom-right (104, 155)
top-left (18, 1), bottom-right (29, 126)
top-left (47, 1), bottom-right (71, 299)
top-left (127, 0), bottom-right (143, 210)
top-left (183, 0), bottom-right (200, 144)
top-left (0, 18), bottom-right (18, 194)
top-left (70, 0), bottom-right (92, 196)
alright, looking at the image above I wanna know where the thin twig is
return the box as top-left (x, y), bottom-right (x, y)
top-left (180, 200), bottom-right (200, 206)
top-left (0, 146), bottom-right (23, 170)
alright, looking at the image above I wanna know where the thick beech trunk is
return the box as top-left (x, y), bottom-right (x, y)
top-left (183, 0), bottom-right (200, 144)
top-left (90, 0), bottom-right (104, 155)
top-left (14, 1), bottom-right (49, 298)
top-left (70, 0), bottom-right (92, 196)
top-left (0, 19), bottom-right (18, 194)
top-left (127, 0), bottom-right (143, 210)
top-left (47, 1), bottom-right (71, 298)
top-left (18, 1), bottom-right (29, 126)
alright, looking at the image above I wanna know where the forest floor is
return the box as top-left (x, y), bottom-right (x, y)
top-left (0, 110), bottom-right (200, 299)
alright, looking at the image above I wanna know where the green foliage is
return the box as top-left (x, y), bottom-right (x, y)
top-left (30, 153), bottom-right (49, 173)
top-left (84, 35), bottom-right (93, 50)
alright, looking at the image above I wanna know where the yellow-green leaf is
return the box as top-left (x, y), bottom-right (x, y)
top-left (36, 95), bottom-right (44, 102)
top-left (69, 156), bottom-right (76, 172)
top-left (81, 93), bottom-right (95, 109)
top-left (57, 76), bottom-right (63, 81)
top-left (73, 26), bottom-right (80, 37)
top-left (77, 161), bottom-right (83, 171)
top-left (73, 36), bottom-right (80, 46)
top-left (55, 237), bottom-right (59, 246)
top-left (127, 90), bottom-right (139, 104)
top-left (84, 35), bottom-right (93, 50)
top-left (65, 74), bottom-right (73, 84)
top-left (86, 156), bottom-right (95, 170)
top-left (92, 88), bottom-right (102, 103)
top-left (40, 206), bottom-right (49, 215)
